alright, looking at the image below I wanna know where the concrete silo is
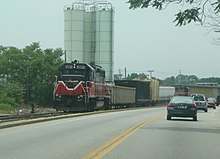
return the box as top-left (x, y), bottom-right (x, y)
top-left (64, 5), bottom-right (84, 62)
top-left (64, 0), bottom-right (114, 82)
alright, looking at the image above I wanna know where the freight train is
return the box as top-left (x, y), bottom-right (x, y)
top-left (53, 61), bottom-right (159, 112)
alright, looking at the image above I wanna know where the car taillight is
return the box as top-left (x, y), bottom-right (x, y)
top-left (168, 103), bottom-right (174, 107)
top-left (192, 104), bottom-right (197, 108)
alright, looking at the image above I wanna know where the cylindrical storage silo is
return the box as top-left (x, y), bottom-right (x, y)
top-left (64, 7), bottom-right (84, 63)
top-left (95, 6), bottom-right (114, 82)
top-left (83, 12), bottom-right (94, 63)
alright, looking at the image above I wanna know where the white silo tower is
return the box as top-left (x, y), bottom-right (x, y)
top-left (64, 3), bottom-right (84, 62)
top-left (64, 0), bottom-right (114, 82)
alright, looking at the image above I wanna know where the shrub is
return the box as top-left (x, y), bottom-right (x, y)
top-left (0, 103), bottom-right (14, 113)
top-left (0, 81), bottom-right (23, 113)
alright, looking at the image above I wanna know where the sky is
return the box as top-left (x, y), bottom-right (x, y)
top-left (0, 0), bottom-right (219, 80)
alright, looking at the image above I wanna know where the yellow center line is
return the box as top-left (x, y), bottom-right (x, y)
top-left (82, 113), bottom-right (164, 159)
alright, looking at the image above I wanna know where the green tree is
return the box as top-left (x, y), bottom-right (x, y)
top-left (198, 77), bottom-right (220, 84)
top-left (124, 73), bottom-right (139, 80)
top-left (0, 42), bottom-right (64, 106)
top-left (162, 76), bottom-right (176, 85)
top-left (128, 0), bottom-right (220, 25)
top-left (176, 74), bottom-right (189, 84)
top-left (162, 74), bottom-right (199, 84)
top-left (188, 75), bottom-right (199, 84)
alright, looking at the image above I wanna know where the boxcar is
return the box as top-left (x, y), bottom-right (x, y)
top-left (149, 79), bottom-right (159, 105)
top-left (114, 80), bottom-right (151, 106)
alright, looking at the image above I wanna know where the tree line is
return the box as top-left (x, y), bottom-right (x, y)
top-left (115, 73), bottom-right (220, 85)
top-left (161, 74), bottom-right (220, 85)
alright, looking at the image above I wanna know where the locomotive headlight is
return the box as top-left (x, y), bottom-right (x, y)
top-left (77, 95), bottom-right (83, 99)
top-left (56, 94), bottom-right (61, 98)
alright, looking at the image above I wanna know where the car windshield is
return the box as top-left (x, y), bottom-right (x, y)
top-left (193, 96), bottom-right (205, 101)
top-left (207, 98), bottom-right (215, 102)
top-left (171, 97), bottom-right (193, 104)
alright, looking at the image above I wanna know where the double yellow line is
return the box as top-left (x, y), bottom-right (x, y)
top-left (82, 113), bottom-right (164, 159)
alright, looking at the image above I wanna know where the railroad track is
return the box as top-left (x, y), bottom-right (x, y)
top-left (0, 112), bottom-right (66, 123)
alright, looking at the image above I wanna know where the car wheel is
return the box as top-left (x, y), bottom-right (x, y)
top-left (204, 109), bottom-right (208, 112)
top-left (193, 116), bottom-right (197, 121)
top-left (214, 107), bottom-right (216, 109)
top-left (167, 115), bottom-right (171, 120)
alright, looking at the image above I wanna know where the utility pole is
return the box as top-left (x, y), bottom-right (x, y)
top-left (124, 67), bottom-right (127, 78)
top-left (179, 70), bottom-right (182, 84)
top-left (64, 50), bottom-right (67, 63)
top-left (119, 69), bottom-right (123, 80)
top-left (147, 70), bottom-right (154, 79)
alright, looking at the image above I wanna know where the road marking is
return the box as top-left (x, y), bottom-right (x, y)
top-left (82, 113), bottom-right (164, 159)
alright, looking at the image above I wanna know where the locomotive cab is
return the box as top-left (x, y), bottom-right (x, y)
top-left (57, 62), bottom-right (94, 88)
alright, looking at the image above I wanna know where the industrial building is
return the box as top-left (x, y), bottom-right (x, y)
top-left (188, 84), bottom-right (220, 98)
top-left (64, 0), bottom-right (114, 81)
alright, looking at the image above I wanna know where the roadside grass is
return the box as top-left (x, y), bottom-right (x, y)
top-left (0, 103), bottom-right (15, 114)
top-left (0, 103), bottom-right (56, 114)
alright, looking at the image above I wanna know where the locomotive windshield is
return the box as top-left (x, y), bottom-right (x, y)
top-left (58, 63), bottom-right (90, 82)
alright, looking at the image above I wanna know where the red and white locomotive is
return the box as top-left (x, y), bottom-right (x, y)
top-left (53, 61), bottom-right (110, 112)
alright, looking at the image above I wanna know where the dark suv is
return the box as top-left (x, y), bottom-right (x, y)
top-left (191, 93), bottom-right (208, 112)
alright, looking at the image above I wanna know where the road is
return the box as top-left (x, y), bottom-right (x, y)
top-left (0, 106), bottom-right (220, 159)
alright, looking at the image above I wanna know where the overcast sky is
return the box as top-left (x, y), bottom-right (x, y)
top-left (0, 0), bottom-right (219, 79)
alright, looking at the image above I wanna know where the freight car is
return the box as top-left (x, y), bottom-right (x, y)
top-left (114, 80), bottom-right (151, 106)
top-left (149, 79), bottom-right (159, 105)
top-left (107, 79), bottom-right (159, 108)
top-left (107, 84), bottom-right (136, 109)
top-left (53, 61), bottom-right (110, 112)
